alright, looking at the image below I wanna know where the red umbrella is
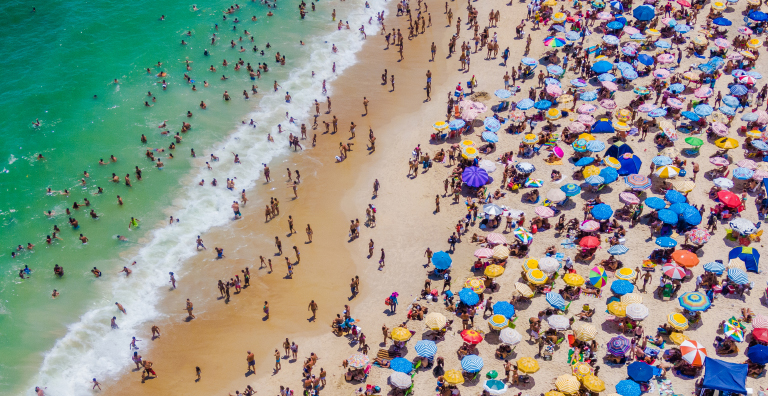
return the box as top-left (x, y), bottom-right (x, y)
top-left (753, 328), bottom-right (768, 343)
top-left (580, 236), bottom-right (601, 248)
top-left (718, 191), bottom-right (741, 208)
top-left (460, 329), bottom-right (484, 344)
top-left (677, 0), bottom-right (691, 6)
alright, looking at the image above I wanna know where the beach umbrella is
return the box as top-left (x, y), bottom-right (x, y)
top-left (389, 372), bottom-right (412, 389)
top-left (522, 260), bottom-right (538, 273)
top-left (547, 189), bottom-right (566, 202)
top-left (580, 220), bottom-right (600, 232)
top-left (669, 202), bottom-right (692, 215)
top-left (603, 156), bottom-right (621, 170)
top-left (580, 236), bottom-right (600, 249)
top-left (546, 292), bottom-right (567, 310)
top-left (620, 192), bottom-right (639, 204)
top-left (670, 332), bottom-right (688, 345)
top-left (348, 353), bottom-right (370, 368)
top-left (572, 362), bottom-right (593, 379)
top-left (508, 111), bottom-right (525, 123)
top-left (573, 324), bottom-right (598, 341)
top-left (686, 228), bottom-right (711, 245)
top-left (561, 183), bottom-right (581, 196)
top-left (643, 197), bottom-right (665, 211)
top-left (611, 279), bottom-right (634, 295)
top-left (727, 268), bottom-right (749, 284)
top-left (573, 139), bottom-right (588, 152)
top-left (608, 245), bottom-right (630, 256)
top-left (656, 236), bottom-right (677, 248)
top-left (618, 154), bottom-right (642, 175)
top-left (517, 98), bottom-right (534, 110)
top-left (718, 191), bottom-right (741, 208)
top-left (616, 267), bottom-right (637, 281)
top-left (567, 122), bottom-right (587, 134)
top-left (474, 248), bottom-right (494, 258)
top-left (543, 37), bottom-right (566, 47)
top-left (668, 313), bottom-right (689, 331)
top-left (622, 294), bottom-right (643, 304)
top-left (491, 246), bottom-right (510, 260)
top-left (513, 227), bottom-right (533, 244)
top-left (482, 132), bottom-right (499, 142)
top-left (723, 95), bottom-right (740, 107)
top-left (621, 46), bottom-right (637, 56)
top-left (517, 357), bottom-right (540, 373)
top-left (461, 355), bottom-right (484, 373)
top-left (494, 89), bottom-right (512, 99)
top-left (713, 17), bottom-right (731, 26)
top-left (485, 264), bottom-right (505, 278)
top-left (515, 162), bottom-right (535, 173)
top-left (556, 375), bottom-right (581, 393)
top-left (580, 91), bottom-right (598, 101)
top-left (608, 301), bottom-right (628, 317)
top-left (679, 291), bottom-right (710, 311)
top-left (674, 23), bottom-right (691, 33)
top-left (459, 288), bottom-right (480, 305)
top-left (460, 329), bottom-right (484, 344)
top-left (598, 73), bottom-right (617, 82)
top-left (575, 157), bottom-right (596, 167)
top-left (720, 106), bottom-right (737, 116)
top-left (425, 312), bottom-right (447, 330)
top-left (449, 119), bottom-right (466, 130)
top-left (658, 209), bottom-right (678, 225)
top-left (465, 277), bottom-right (486, 293)
top-left (391, 357), bottom-right (414, 373)
top-left (749, 10), bottom-right (768, 21)
top-left (733, 167), bottom-right (754, 180)
top-left (432, 251), bottom-right (452, 270)
top-left (589, 266), bottom-right (608, 287)
top-left (747, 38), bottom-right (763, 48)
top-left (571, 78), bottom-right (588, 87)
top-left (657, 40), bottom-right (673, 49)
top-left (526, 269), bottom-right (548, 285)
top-left (662, 263), bottom-right (686, 280)
top-left (724, 323), bottom-right (745, 342)
top-left (654, 165), bottom-right (680, 178)
top-left (633, 5), bottom-right (655, 20)
top-left (546, 315), bottom-right (570, 331)
top-left (653, 69), bottom-right (670, 79)
top-left (493, 301), bottom-right (516, 319)
top-left (633, 86), bottom-right (651, 95)
top-left (444, 370), bottom-right (464, 385)
top-left (630, 32), bottom-right (646, 41)
top-left (591, 203), bottom-right (613, 220)
top-left (483, 204), bottom-right (504, 217)
top-left (671, 250), bottom-right (699, 267)
top-left (578, 114), bottom-right (597, 125)
top-left (703, 261), bottom-right (725, 275)
top-left (627, 362), bottom-right (654, 382)
top-left (462, 147), bottom-right (479, 160)
top-left (753, 140), bottom-right (768, 150)
top-left (652, 156), bottom-right (673, 166)
top-left (433, 121), bottom-right (449, 130)
top-left (478, 160), bottom-right (497, 174)
top-left (737, 159), bottom-right (757, 170)
top-left (534, 100), bottom-right (553, 110)
top-left (694, 104), bottom-right (713, 117)
top-left (391, 327), bottom-right (412, 342)
top-left (730, 85), bottom-right (749, 96)
top-left (462, 167), bottom-right (489, 187)
top-left (583, 375), bottom-right (606, 392)
top-left (587, 140), bottom-right (606, 152)
top-left (414, 340), bottom-right (438, 358)
top-left (713, 178), bottom-right (734, 189)
top-left (592, 60), bottom-right (614, 74)
top-left (664, 189), bottom-right (687, 203)
top-left (522, 134), bottom-right (538, 144)
top-left (678, 340), bottom-right (707, 366)
top-left (539, 257), bottom-right (560, 273)
top-left (483, 380), bottom-right (508, 396)
top-left (616, 380), bottom-right (641, 396)
top-left (626, 303), bottom-right (649, 320)
top-left (603, 35), bottom-right (620, 45)
top-left (729, 218), bottom-right (756, 234)
top-left (624, 174), bottom-right (651, 190)
top-left (561, 273), bottom-right (584, 288)
top-left (500, 328), bottom-right (522, 345)
top-left (753, 315), bottom-right (768, 329)
top-left (608, 335), bottom-right (632, 355)
top-left (747, 345), bottom-right (768, 365)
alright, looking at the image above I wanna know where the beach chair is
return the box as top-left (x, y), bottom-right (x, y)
top-left (684, 146), bottom-right (700, 156)
top-left (404, 383), bottom-right (415, 396)
top-left (662, 284), bottom-right (674, 299)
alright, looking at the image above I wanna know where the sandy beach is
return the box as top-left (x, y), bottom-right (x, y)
top-left (101, 0), bottom-right (768, 395)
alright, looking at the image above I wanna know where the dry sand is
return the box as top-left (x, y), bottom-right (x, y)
top-left (106, 0), bottom-right (768, 395)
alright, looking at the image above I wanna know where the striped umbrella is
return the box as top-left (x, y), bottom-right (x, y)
top-left (536, 206), bottom-right (556, 218)
top-left (489, 314), bottom-right (510, 330)
top-left (608, 301), bottom-right (628, 317)
top-left (522, 258), bottom-right (538, 271)
top-left (724, 323), bottom-right (745, 342)
top-left (616, 267), bottom-right (636, 280)
top-left (680, 340), bottom-right (707, 366)
top-left (583, 375), bottom-right (606, 392)
top-left (493, 301), bottom-right (516, 319)
top-left (574, 324), bottom-right (598, 341)
top-left (572, 362), bottom-right (594, 379)
top-left (486, 233), bottom-right (508, 245)
top-left (425, 312), bottom-right (447, 330)
top-left (492, 245), bottom-right (510, 260)
top-left (608, 245), bottom-right (629, 255)
top-left (728, 268), bottom-right (749, 284)
top-left (522, 134), bottom-right (538, 144)
top-left (391, 327), bottom-right (413, 341)
top-left (561, 183), bottom-right (582, 196)
top-left (556, 375), bottom-right (581, 393)
top-left (668, 313), bottom-right (689, 331)
top-left (652, 155), bottom-right (673, 166)
top-left (515, 282), bottom-right (535, 297)
top-left (678, 291), bottom-right (710, 311)
top-left (390, 372), bottom-right (412, 389)
top-left (500, 328), bottom-right (523, 345)
top-left (626, 303), bottom-right (649, 320)
top-left (589, 266), bottom-right (608, 288)
top-left (654, 165), bottom-right (680, 178)
top-left (580, 220), bottom-right (600, 232)
top-left (348, 353), bottom-right (370, 368)
top-left (621, 293), bottom-right (643, 304)
top-left (444, 370), bottom-right (464, 385)
top-left (461, 355), bottom-right (484, 373)
top-left (474, 248), bottom-right (494, 258)
top-left (548, 315), bottom-right (570, 330)
top-left (604, 156), bottom-right (621, 169)
top-left (703, 261), bottom-right (725, 275)
top-left (517, 357), bottom-right (540, 373)
top-left (662, 264), bottom-right (686, 280)
top-left (546, 392), bottom-right (566, 396)
top-left (513, 227), bottom-right (534, 244)
top-left (624, 174), bottom-right (651, 189)
top-left (546, 292), bottom-right (567, 310)
top-left (484, 264), bottom-right (505, 278)
top-left (415, 340), bottom-right (437, 357)
top-left (563, 273), bottom-right (585, 286)
top-left (753, 315), bottom-right (768, 329)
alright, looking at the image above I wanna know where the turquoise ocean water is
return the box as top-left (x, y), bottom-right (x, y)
top-left (0, 0), bottom-right (381, 394)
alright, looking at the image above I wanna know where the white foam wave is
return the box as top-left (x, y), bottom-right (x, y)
top-left (28, 1), bottom-right (385, 394)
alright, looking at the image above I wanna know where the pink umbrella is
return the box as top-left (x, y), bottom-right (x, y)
top-left (597, 11), bottom-right (614, 20)
top-left (578, 114), bottom-right (596, 125)
top-left (694, 87), bottom-right (714, 98)
top-left (486, 233), bottom-right (507, 245)
top-left (535, 206), bottom-right (556, 218)
top-left (578, 104), bottom-right (597, 114)
top-left (661, 17), bottom-right (676, 26)
top-left (727, 53), bottom-right (744, 61)
top-left (756, 111), bottom-right (768, 124)
top-left (624, 26), bottom-right (640, 35)
top-left (653, 69), bottom-right (671, 79)
top-left (658, 54), bottom-right (675, 63)
top-left (752, 170), bottom-right (768, 179)
top-left (579, 220), bottom-right (600, 232)
top-left (662, 263), bottom-right (686, 280)
top-left (714, 38), bottom-right (730, 49)
top-left (509, 110), bottom-right (527, 122)
top-left (709, 157), bottom-right (729, 166)
top-left (553, 146), bottom-right (565, 158)
top-left (666, 98), bottom-right (684, 109)
top-left (546, 85), bottom-right (563, 97)
top-left (638, 103), bottom-right (658, 113)
top-left (620, 192), bottom-right (640, 204)
top-left (567, 122), bottom-right (586, 133)
top-left (711, 122), bottom-right (729, 137)
top-left (600, 99), bottom-right (617, 109)
top-left (737, 26), bottom-right (753, 36)
top-left (738, 75), bottom-right (756, 85)
top-left (474, 248), bottom-right (494, 258)
top-left (737, 159), bottom-right (757, 169)
top-left (601, 81), bottom-right (618, 91)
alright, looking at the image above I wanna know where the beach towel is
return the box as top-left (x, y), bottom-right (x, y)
top-left (547, 160), bottom-right (564, 165)
top-left (567, 348), bottom-right (584, 364)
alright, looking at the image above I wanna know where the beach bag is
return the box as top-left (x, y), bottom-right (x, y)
top-left (385, 297), bottom-right (392, 306)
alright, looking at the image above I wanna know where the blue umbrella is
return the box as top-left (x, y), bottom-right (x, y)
top-left (391, 357), bottom-right (414, 373)
top-left (586, 175), bottom-right (605, 185)
top-left (733, 69), bottom-right (747, 77)
top-left (611, 279), bottom-right (635, 295)
top-left (703, 261), bottom-right (725, 275)
top-left (516, 162), bottom-right (536, 173)
top-left (432, 251), bottom-right (452, 270)
top-left (415, 340), bottom-right (437, 357)
top-left (747, 345), bottom-right (768, 365)
top-left (713, 17), bottom-right (732, 26)
top-left (575, 157), bottom-right (595, 166)
top-left (616, 380), bottom-right (642, 396)
top-left (630, 33), bottom-right (646, 40)
top-left (607, 21), bottom-right (624, 30)
top-left (580, 91), bottom-right (598, 101)
top-left (668, 83), bottom-right (685, 93)
top-left (618, 154), bottom-right (642, 175)
top-left (494, 89), bottom-right (512, 99)
top-left (723, 95), bottom-right (739, 107)
top-left (719, 106), bottom-right (736, 116)
top-left (598, 73), bottom-right (617, 82)
top-left (552, 24), bottom-right (566, 32)
top-left (637, 54), bottom-right (654, 66)
top-left (633, 5), bottom-right (655, 21)
top-left (645, 197), bottom-right (666, 209)
top-left (681, 111), bottom-right (700, 121)
top-left (683, 208), bottom-right (702, 225)
top-left (461, 355), bottom-right (484, 373)
top-left (484, 117), bottom-right (501, 132)
top-left (658, 209), bottom-right (679, 224)
top-left (517, 98), bottom-right (534, 110)
top-left (669, 202), bottom-right (694, 214)
top-left (733, 167), bottom-right (755, 180)
top-left (482, 132), bottom-right (499, 143)
top-left (674, 24), bottom-right (691, 33)
top-left (742, 113), bottom-right (759, 122)
top-left (534, 100), bottom-right (552, 110)
top-left (571, 78), bottom-right (589, 87)
top-left (665, 190), bottom-right (687, 203)
top-left (449, 119), bottom-right (466, 130)
top-left (652, 156), bottom-right (673, 166)
top-left (748, 71), bottom-right (763, 79)
top-left (656, 40), bottom-right (672, 48)
top-left (566, 31), bottom-right (581, 41)
top-left (587, 140), bottom-right (606, 152)
top-left (545, 292), bottom-right (567, 310)
top-left (611, 0), bottom-right (624, 11)
top-left (694, 104), bottom-right (713, 117)
top-left (753, 140), bottom-right (768, 151)
top-left (648, 108), bottom-right (667, 118)
top-left (592, 60), bottom-right (614, 74)
top-left (627, 362), bottom-right (654, 382)
top-left (493, 301), bottom-right (516, 319)
top-left (591, 203), bottom-right (614, 220)
top-left (608, 245), bottom-right (629, 255)
top-left (748, 10), bottom-right (768, 21)
top-left (730, 85), bottom-right (748, 96)
top-left (592, 119), bottom-right (614, 133)
top-left (603, 35), bottom-right (620, 45)
top-left (561, 183), bottom-right (582, 196)
top-left (600, 167), bottom-right (618, 183)
top-left (728, 268), bottom-right (749, 284)
top-left (656, 236), bottom-right (677, 247)
top-left (462, 167), bottom-right (490, 188)
top-left (622, 69), bottom-right (639, 80)
top-left (458, 288), bottom-right (480, 305)
top-left (547, 64), bottom-right (564, 75)
top-left (699, 64), bottom-right (715, 74)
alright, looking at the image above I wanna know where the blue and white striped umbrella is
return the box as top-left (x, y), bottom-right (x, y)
top-left (754, 140), bottom-right (768, 150)
top-left (587, 140), bottom-right (606, 152)
top-left (517, 98), bottom-right (534, 110)
top-left (552, 24), bottom-right (566, 32)
top-left (581, 91), bottom-right (598, 101)
top-left (733, 167), bottom-right (755, 180)
top-left (521, 57), bottom-right (539, 66)
top-left (494, 89), bottom-right (512, 99)
top-left (545, 292), bottom-right (567, 310)
top-left (548, 64), bottom-right (565, 75)
top-left (461, 355), bottom-right (484, 373)
top-left (730, 85), bottom-right (748, 96)
top-left (599, 73), bottom-right (617, 82)
top-left (668, 83), bottom-right (685, 93)
top-left (608, 245), bottom-right (629, 255)
top-left (617, 62), bottom-right (634, 71)
top-left (652, 156), bottom-right (673, 166)
top-left (482, 132), bottom-right (499, 143)
top-left (648, 108), bottom-right (667, 117)
top-left (603, 35), bottom-right (620, 45)
top-left (566, 31), bottom-right (581, 41)
top-left (674, 24), bottom-right (691, 33)
top-left (727, 268), bottom-right (749, 284)
top-left (449, 119), bottom-right (466, 130)
top-left (703, 261), bottom-right (725, 275)
top-left (586, 175), bottom-right (605, 185)
top-left (545, 78), bottom-right (562, 87)
top-left (694, 104), bottom-right (713, 117)
top-left (719, 106), bottom-right (736, 116)
top-left (748, 71), bottom-right (763, 79)
top-left (415, 340), bottom-right (438, 357)
top-left (630, 33), bottom-right (646, 40)
top-left (516, 162), bottom-right (536, 173)
top-left (656, 40), bottom-right (672, 48)
top-left (723, 95), bottom-right (740, 107)
top-left (484, 117), bottom-right (501, 132)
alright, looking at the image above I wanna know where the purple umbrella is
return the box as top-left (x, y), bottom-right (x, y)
top-left (607, 335), bottom-right (632, 356)
top-left (462, 167), bottom-right (490, 187)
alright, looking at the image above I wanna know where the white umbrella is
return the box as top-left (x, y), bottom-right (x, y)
top-left (626, 303), bottom-right (649, 320)
top-left (389, 372), bottom-right (412, 389)
top-left (479, 159), bottom-right (498, 173)
top-left (729, 218), bottom-right (756, 234)
top-left (499, 328), bottom-right (522, 345)
top-left (484, 204), bottom-right (504, 216)
top-left (713, 178), bottom-right (734, 189)
top-left (548, 314), bottom-right (571, 330)
top-left (539, 257), bottom-right (561, 273)
top-left (547, 189), bottom-right (567, 202)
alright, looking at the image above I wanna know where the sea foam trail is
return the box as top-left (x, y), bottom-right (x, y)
top-left (28, 2), bottom-right (385, 394)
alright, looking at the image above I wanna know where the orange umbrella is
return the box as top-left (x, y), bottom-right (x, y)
top-left (460, 329), bottom-right (484, 344)
top-left (671, 250), bottom-right (700, 267)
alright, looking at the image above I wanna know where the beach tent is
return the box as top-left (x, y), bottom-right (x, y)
top-left (701, 357), bottom-right (747, 395)
top-left (591, 119), bottom-right (614, 133)
top-left (617, 154), bottom-right (642, 175)
top-left (728, 246), bottom-right (760, 272)
top-left (605, 142), bottom-right (634, 158)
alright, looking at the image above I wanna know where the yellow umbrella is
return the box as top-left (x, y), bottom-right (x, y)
top-left (608, 301), bottom-right (628, 317)
top-left (574, 324), bottom-right (598, 341)
top-left (668, 313), bottom-right (689, 331)
top-left (654, 165), bottom-right (681, 178)
top-left (578, 133), bottom-right (596, 141)
top-left (425, 312), bottom-right (447, 330)
top-left (670, 332), bottom-right (689, 345)
top-left (747, 130), bottom-right (762, 138)
top-left (391, 327), bottom-right (412, 341)
top-left (616, 108), bottom-right (632, 121)
top-left (712, 1), bottom-right (726, 10)
top-left (546, 392), bottom-right (566, 396)
top-left (492, 245), bottom-right (510, 260)
top-left (616, 267), bottom-right (636, 281)
top-left (582, 375), bottom-right (606, 392)
top-left (523, 258), bottom-right (539, 271)
top-left (715, 137), bottom-right (739, 149)
top-left (433, 121), bottom-right (448, 130)
top-left (526, 269), bottom-right (548, 285)
top-left (604, 156), bottom-right (621, 169)
top-left (460, 139), bottom-right (476, 148)
top-left (582, 165), bottom-right (601, 178)
top-left (462, 146), bottom-right (479, 159)
top-left (552, 12), bottom-right (567, 23)
top-left (547, 108), bottom-right (563, 120)
top-left (484, 264), bottom-right (505, 278)
top-left (517, 357), bottom-right (540, 373)
top-left (646, 29), bottom-right (661, 37)
top-left (515, 282), bottom-right (535, 297)
top-left (559, 94), bottom-right (574, 104)
top-left (572, 362), bottom-right (593, 379)
top-left (621, 293), bottom-right (643, 304)
top-left (673, 180), bottom-right (696, 193)
top-left (444, 370), bottom-right (464, 385)
top-left (691, 35), bottom-right (708, 46)
top-left (683, 71), bottom-right (701, 81)
top-left (464, 277), bottom-right (486, 293)
top-left (542, 0), bottom-right (557, 6)
top-left (556, 375), bottom-right (581, 394)
top-left (741, 51), bottom-right (756, 60)
top-left (563, 273), bottom-right (585, 286)
top-left (747, 38), bottom-right (762, 49)
top-left (523, 134), bottom-right (538, 144)
top-left (612, 120), bottom-right (631, 131)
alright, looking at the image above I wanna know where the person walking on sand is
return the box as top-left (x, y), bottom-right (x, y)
top-left (373, 179), bottom-right (380, 197)
top-left (378, 248), bottom-right (385, 270)
top-left (185, 299), bottom-right (196, 319)
top-left (275, 236), bottom-right (282, 255)
top-left (274, 349), bottom-right (281, 372)
top-left (435, 194), bottom-right (440, 213)
top-left (288, 215), bottom-right (295, 234)
top-left (424, 247), bottom-right (433, 264)
top-left (246, 351), bottom-right (256, 373)
top-left (308, 300), bottom-right (318, 319)
top-left (382, 324), bottom-right (389, 346)
top-left (264, 301), bottom-right (270, 319)
top-left (306, 224), bottom-right (313, 242)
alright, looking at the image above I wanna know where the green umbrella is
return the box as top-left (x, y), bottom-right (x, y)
top-left (685, 137), bottom-right (704, 147)
top-left (486, 370), bottom-right (499, 379)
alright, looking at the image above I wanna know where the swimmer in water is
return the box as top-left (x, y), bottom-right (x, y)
top-left (33, 118), bottom-right (40, 127)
